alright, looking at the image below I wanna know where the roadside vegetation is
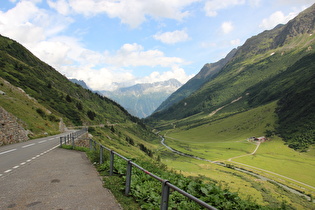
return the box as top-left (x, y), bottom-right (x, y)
top-left (63, 133), bottom-right (293, 210)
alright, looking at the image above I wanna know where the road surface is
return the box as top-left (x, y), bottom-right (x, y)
top-left (0, 131), bottom-right (121, 209)
top-left (0, 131), bottom-right (73, 178)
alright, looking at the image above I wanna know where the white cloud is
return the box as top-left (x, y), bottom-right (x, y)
top-left (230, 39), bottom-right (241, 46)
top-left (48, 0), bottom-right (199, 28)
top-left (65, 65), bottom-right (135, 91)
top-left (204, 0), bottom-right (262, 16)
top-left (259, 10), bottom-right (297, 30)
top-left (47, 0), bottom-right (71, 16)
top-left (0, 0), bottom-right (72, 45)
top-left (104, 43), bottom-right (185, 67)
top-left (275, 0), bottom-right (315, 6)
top-left (204, 0), bottom-right (246, 17)
top-left (221, 21), bottom-right (234, 34)
top-left (136, 66), bottom-right (194, 85)
top-left (153, 29), bottom-right (190, 44)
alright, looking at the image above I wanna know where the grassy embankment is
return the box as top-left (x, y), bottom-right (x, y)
top-left (0, 77), bottom-right (60, 137)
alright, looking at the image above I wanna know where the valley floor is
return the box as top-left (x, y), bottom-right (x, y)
top-left (156, 102), bottom-right (315, 209)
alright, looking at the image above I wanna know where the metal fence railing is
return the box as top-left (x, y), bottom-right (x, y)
top-left (59, 128), bottom-right (88, 148)
top-left (85, 138), bottom-right (217, 210)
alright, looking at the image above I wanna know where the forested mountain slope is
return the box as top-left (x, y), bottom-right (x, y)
top-left (0, 34), bottom-right (152, 141)
top-left (147, 3), bottom-right (315, 150)
top-left (154, 48), bottom-right (237, 113)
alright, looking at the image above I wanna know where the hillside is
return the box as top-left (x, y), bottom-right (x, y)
top-left (0, 33), bottom-right (300, 210)
top-left (101, 79), bottom-right (182, 118)
top-left (0, 34), bottom-right (153, 142)
top-left (155, 48), bottom-right (237, 113)
top-left (147, 3), bottom-right (315, 150)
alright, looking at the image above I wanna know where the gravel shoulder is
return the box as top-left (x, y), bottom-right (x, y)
top-left (0, 148), bottom-right (121, 210)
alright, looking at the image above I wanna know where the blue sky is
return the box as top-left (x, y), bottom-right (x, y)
top-left (0, 0), bottom-right (314, 90)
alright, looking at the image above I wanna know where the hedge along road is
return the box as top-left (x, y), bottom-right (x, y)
top-left (160, 135), bottom-right (315, 202)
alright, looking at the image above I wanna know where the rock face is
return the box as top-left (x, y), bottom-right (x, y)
top-left (0, 106), bottom-right (29, 146)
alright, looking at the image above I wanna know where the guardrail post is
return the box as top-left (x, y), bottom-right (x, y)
top-left (125, 160), bottom-right (132, 195)
top-left (60, 137), bottom-right (62, 147)
top-left (161, 180), bottom-right (170, 210)
top-left (110, 150), bottom-right (114, 176)
top-left (64, 136), bottom-right (66, 145)
top-left (100, 146), bottom-right (104, 164)
top-left (72, 137), bottom-right (75, 149)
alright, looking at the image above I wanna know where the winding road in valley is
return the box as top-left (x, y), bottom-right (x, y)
top-left (160, 135), bottom-right (315, 202)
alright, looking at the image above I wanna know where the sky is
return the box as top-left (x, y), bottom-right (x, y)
top-left (0, 0), bottom-right (314, 91)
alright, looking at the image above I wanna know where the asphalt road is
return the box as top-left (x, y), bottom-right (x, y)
top-left (0, 131), bottom-right (74, 178)
top-left (0, 131), bottom-right (121, 209)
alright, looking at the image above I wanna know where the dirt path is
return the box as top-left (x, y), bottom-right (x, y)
top-left (208, 96), bottom-right (243, 117)
top-left (228, 142), bottom-right (260, 161)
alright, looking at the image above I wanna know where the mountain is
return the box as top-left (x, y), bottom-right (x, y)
top-left (0, 34), bottom-right (154, 143)
top-left (147, 3), bottom-right (315, 151)
top-left (154, 48), bottom-right (237, 113)
top-left (100, 79), bottom-right (182, 118)
top-left (69, 79), bottom-right (90, 90)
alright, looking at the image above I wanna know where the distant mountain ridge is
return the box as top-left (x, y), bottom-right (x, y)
top-left (154, 48), bottom-right (237, 113)
top-left (101, 79), bottom-right (182, 118)
top-left (69, 79), bottom-right (90, 90)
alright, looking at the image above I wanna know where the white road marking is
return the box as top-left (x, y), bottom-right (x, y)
top-left (0, 149), bottom-right (17, 155)
top-left (22, 143), bottom-right (35, 148)
top-left (1, 143), bottom-right (60, 177)
top-left (49, 138), bottom-right (54, 141)
top-left (38, 140), bottom-right (47, 143)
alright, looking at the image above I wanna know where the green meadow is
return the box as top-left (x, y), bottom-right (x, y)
top-left (233, 137), bottom-right (315, 188)
top-left (164, 102), bottom-right (278, 160)
top-left (157, 101), bottom-right (315, 207)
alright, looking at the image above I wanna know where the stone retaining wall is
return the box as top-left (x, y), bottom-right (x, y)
top-left (0, 106), bottom-right (29, 146)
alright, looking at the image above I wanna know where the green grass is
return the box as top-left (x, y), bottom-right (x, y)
top-left (234, 137), bottom-right (315, 188)
top-left (160, 149), bottom-right (315, 209)
top-left (0, 77), bottom-right (60, 137)
top-left (155, 101), bottom-right (315, 208)
top-left (164, 102), bottom-right (277, 161)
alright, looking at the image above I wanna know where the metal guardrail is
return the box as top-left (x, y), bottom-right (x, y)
top-left (59, 128), bottom-right (88, 148)
top-left (87, 138), bottom-right (217, 210)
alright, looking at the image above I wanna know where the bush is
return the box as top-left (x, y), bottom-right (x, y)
top-left (87, 110), bottom-right (96, 120)
top-left (36, 108), bottom-right (46, 118)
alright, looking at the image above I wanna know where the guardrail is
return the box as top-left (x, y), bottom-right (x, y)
top-left (59, 128), bottom-right (88, 148)
top-left (87, 138), bottom-right (217, 210)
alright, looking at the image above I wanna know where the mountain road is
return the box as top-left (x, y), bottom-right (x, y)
top-left (0, 131), bottom-right (74, 178)
top-left (0, 132), bottom-right (121, 209)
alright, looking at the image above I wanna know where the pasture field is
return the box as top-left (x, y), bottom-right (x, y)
top-left (164, 102), bottom-right (278, 161)
top-left (160, 148), bottom-right (315, 209)
top-left (157, 101), bottom-right (315, 208)
top-left (232, 137), bottom-right (315, 188)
